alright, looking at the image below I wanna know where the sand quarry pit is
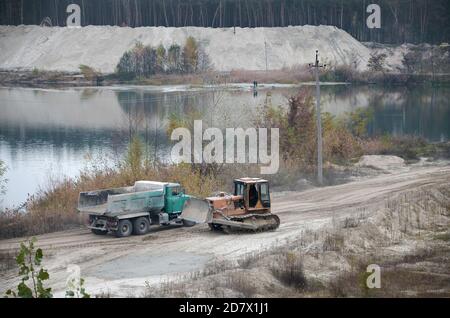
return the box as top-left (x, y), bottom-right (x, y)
top-left (0, 161), bottom-right (449, 297)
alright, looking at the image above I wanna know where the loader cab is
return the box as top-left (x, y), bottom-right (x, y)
top-left (233, 178), bottom-right (271, 211)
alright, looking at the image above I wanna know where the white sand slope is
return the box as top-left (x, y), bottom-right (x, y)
top-left (0, 25), bottom-right (372, 73)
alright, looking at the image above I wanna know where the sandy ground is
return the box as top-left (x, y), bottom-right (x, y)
top-left (0, 163), bottom-right (449, 297)
top-left (0, 25), bottom-right (371, 73)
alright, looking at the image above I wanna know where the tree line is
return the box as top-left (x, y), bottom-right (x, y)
top-left (1, 0), bottom-right (449, 44)
top-left (116, 36), bottom-right (210, 79)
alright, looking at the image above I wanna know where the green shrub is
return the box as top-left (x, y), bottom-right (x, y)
top-left (344, 107), bottom-right (374, 138)
top-left (116, 42), bottom-right (157, 79)
top-left (156, 44), bottom-right (167, 73)
top-left (79, 64), bottom-right (99, 80)
top-left (167, 44), bottom-right (183, 73)
top-left (66, 277), bottom-right (90, 298)
top-left (255, 89), bottom-right (361, 168)
top-left (125, 135), bottom-right (144, 180)
top-left (5, 238), bottom-right (52, 298)
top-left (5, 238), bottom-right (91, 298)
top-left (183, 36), bottom-right (199, 73)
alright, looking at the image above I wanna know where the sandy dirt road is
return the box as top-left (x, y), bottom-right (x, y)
top-left (1, 164), bottom-right (449, 297)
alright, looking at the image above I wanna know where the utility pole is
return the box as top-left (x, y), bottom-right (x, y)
top-left (309, 50), bottom-right (326, 185)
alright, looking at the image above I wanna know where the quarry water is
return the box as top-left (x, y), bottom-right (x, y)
top-left (0, 84), bottom-right (449, 208)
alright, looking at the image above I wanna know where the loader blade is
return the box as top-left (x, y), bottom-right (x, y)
top-left (181, 197), bottom-right (210, 226)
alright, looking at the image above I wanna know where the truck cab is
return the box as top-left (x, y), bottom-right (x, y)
top-left (165, 183), bottom-right (188, 214)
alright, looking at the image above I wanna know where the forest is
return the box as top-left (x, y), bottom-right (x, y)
top-left (0, 0), bottom-right (449, 44)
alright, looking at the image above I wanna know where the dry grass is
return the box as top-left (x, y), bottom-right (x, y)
top-left (434, 232), bottom-right (450, 242)
top-left (141, 182), bottom-right (450, 298)
top-left (0, 250), bottom-right (16, 273)
top-left (325, 184), bottom-right (450, 298)
top-left (342, 216), bottom-right (361, 229)
top-left (229, 66), bottom-right (313, 84)
top-left (328, 247), bottom-right (450, 298)
top-left (359, 135), bottom-right (444, 162)
top-left (136, 73), bottom-right (206, 85)
top-left (378, 266), bottom-right (450, 297)
top-left (225, 272), bottom-right (257, 297)
top-left (271, 252), bottom-right (307, 291)
top-left (322, 232), bottom-right (345, 252)
top-left (0, 162), bottom-right (223, 240)
top-left (237, 251), bottom-right (264, 269)
top-left (328, 271), bottom-right (364, 298)
top-left (94, 291), bottom-right (112, 298)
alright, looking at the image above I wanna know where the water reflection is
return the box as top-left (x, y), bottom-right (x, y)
top-left (0, 84), bottom-right (449, 208)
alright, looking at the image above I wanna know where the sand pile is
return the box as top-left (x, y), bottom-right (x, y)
top-left (0, 25), bottom-right (372, 73)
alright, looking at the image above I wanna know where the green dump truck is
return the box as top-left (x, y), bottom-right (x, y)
top-left (77, 181), bottom-right (209, 237)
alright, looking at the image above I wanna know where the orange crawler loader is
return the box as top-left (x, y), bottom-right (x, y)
top-left (182, 178), bottom-right (280, 233)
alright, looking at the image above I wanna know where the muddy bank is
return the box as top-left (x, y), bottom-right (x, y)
top-left (0, 70), bottom-right (213, 88)
top-left (0, 70), bottom-right (96, 87)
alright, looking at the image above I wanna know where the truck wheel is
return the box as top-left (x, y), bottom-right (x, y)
top-left (114, 220), bottom-right (133, 238)
top-left (91, 229), bottom-right (108, 235)
top-left (133, 217), bottom-right (150, 235)
top-left (182, 219), bottom-right (197, 227)
top-left (208, 223), bottom-right (222, 231)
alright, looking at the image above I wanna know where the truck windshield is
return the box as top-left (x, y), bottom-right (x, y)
top-left (260, 183), bottom-right (270, 202)
top-left (171, 187), bottom-right (180, 195)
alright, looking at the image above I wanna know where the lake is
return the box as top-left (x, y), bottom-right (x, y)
top-left (0, 84), bottom-right (449, 208)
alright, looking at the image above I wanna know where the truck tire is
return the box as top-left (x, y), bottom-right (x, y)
top-left (114, 219), bottom-right (133, 238)
top-left (182, 219), bottom-right (197, 227)
top-left (133, 217), bottom-right (150, 235)
top-left (208, 223), bottom-right (222, 231)
top-left (91, 229), bottom-right (108, 235)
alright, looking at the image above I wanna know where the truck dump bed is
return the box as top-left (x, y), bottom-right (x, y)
top-left (77, 181), bottom-right (167, 217)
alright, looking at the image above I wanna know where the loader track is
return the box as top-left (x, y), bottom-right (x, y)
top-left (220, 214), bottom-right (281, 234)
